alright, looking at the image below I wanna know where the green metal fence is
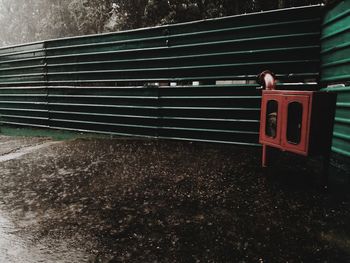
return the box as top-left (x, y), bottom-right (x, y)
top-left (43, 6), bottom-right (321, 85)
top-left (321, 0), bottom-right (350, 158)
top-left (0, 43), bottom-right (46, 86)
top-left (0, 5), bottom-right (323, 145)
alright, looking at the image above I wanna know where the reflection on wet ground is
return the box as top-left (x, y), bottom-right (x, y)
top-left (0, 136), bottom-right (90, 262)
top-left (0, 135), bottom-right (348, 262)
top-left (0, 212), bottom-right (89, 263)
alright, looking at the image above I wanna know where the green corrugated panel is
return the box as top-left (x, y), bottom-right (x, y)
top-left (0, 5), bottom-right (323, 146)
top-left (0, 86), bottom-right (49, 128)
top-left (321, 0), bottom-right (350, 82)
top-left (47, 86), bottom-right (159, 138)
top-left (321, 1), bottom-right (350, 158)
top-left (0, 42), bottom-right (46, 86)
top-left (322, 85), bottom-right (350, 157)
top-left (44, 5), bottom-right (322, 84)
top-left (157, 85), bottom-right (260, 145)
top-left (43, 83), bottom-right (317, 146)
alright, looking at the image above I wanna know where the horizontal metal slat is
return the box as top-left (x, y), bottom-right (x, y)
top-left (0, 100), bottom-right (47, 105)
top-left (44, 18), bottom-right (319, 54)
top-left (0, 64), bottom-right (44, 73)
top-left (0, 81), bottom-right (47, 86)
top-left (0, 49), bottom-right (45, 60)
top-left (0, 121), bottom-right (49, 129)
top-left (0, 107), bottom-right (48, 113)
top-left (0, 94), bottom-right (47, 97)
top-left (322, 8), bottom-right (350, 27)
top-left (158, 126), bottom-right (259, 135)
top-left (48, 94), bottom-right (158, 99)
top-left (321, 74), bottom-right (350, 82)
top-left (321, 24), bottom-right (350, 41)
top-left (322, 57), bottom-right (350, 68)
top-left (160, 106), bottom-right (259, 110)
top-left (50, 118), bottom-right (157, 130)
top-left (49, 102), bottom-right (158, 109)
top-left (47, 45), bottom-right (319, 69)
top-left (0, 57), bottom-right (44, 67)
top-left (160, 96), bottom-right (260, 99)
top-left (333, 132), bottom-right (350, 141)
top-left (45, 32), bottom-right (319, 61)
top-left (157, 136), bottom-right (260, 146)
top-left (45, 59), bottom-right (318, 77)
top-left (332, 145), bottom-right (350, 157)
top-left (158, 129), bottom-right (258, 144)
top-left (0, 72), bottom-right (44, 79)
top-left (48, 125), bottom-right (156, 139)
top-left (160, 116), bottom-right (259, 122)
top-left (0, 114), bottom-right (48, 121)
top-left (43, 73), bottom-right (319, 84)
top-left (50, 110), bottom-right (158, 120)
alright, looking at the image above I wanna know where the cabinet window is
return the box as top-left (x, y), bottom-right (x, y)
top-left (265, 100), bottom-right (278, 138)
top-left (287, 102), bottom-right (303, 144)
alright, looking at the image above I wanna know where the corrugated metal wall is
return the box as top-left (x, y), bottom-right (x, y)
top-left (0, 6), bottom-right (322, 145)
top-left (321, 0), bottom-right (350, 157)
top-left (0, 43), bottom-right (48, 128)
top-left (44, 6), bottom-right (321, 84)
top-left (0, 42), bottom-right (46, 86)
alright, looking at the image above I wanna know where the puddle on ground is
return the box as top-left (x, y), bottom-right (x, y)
top-left (0, 141), bottom-right (60, 163)
top-left (0, 212), bottom-right (90, 263)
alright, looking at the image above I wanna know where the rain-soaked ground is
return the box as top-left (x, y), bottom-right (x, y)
top-left (0, 135), bottom-right (349, 262)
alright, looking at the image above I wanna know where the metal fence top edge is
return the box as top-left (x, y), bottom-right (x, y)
top-left (0, 41), bottom-right (45, 52)
top-left (0, 4), bottom-right (323, 52)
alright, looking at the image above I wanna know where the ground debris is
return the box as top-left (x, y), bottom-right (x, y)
top-left (0, 137), bottom-right (348, 262)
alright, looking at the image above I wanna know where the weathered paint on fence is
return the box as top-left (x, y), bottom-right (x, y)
top-left (321, 0), bottom-right (350, 158)
top-left (0, 6), bottom-right (322, 146)
top-left (321, 0), bottom-right (350, 83)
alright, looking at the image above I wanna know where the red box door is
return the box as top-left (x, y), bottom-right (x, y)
top-left (259, 93), bottom-right (283, 148)
top-left (281, 95), bottom-right (311, 155)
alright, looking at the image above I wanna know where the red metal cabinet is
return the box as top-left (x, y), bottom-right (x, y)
top-left (260, 90), bottom-right (336, 159)
top-left (259, 93), bottom-right (283, 148)
top-left (281, 94), bottom-right (311, 155)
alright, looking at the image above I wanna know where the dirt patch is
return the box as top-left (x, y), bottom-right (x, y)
top-left (0, 137), bottom-right (349, 262)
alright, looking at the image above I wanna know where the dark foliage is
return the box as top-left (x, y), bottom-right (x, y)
top-left (0, 0), bottom-right (329, 46)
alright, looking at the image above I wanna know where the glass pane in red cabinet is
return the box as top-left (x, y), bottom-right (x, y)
top-left (265, 100), bottom-right (278, 138)
top-left (287, 102), bottom-right (303, 144)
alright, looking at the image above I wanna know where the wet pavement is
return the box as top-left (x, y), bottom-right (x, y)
top-left (0, 213), bottom-right (89, 263)
top-left (0, 136), bottom-right (90, 262)
top-left (0, 135), bottom-right (348, 262)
